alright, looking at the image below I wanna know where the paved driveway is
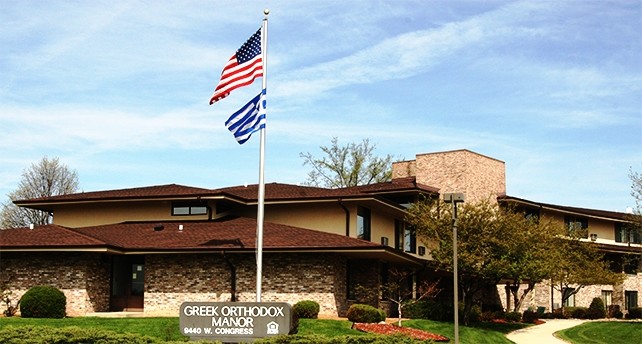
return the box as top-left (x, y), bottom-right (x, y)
top-left (506, 319), bottom-right (587, 344)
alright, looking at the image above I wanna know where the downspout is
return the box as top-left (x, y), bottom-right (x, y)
top-left (339, 200), bottom-right (350, 237)
top-left (222, 252), bottom-right (237, 302)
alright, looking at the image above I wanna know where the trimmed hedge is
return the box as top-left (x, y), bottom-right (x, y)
top-left (504, 311), bottom-right (522, 322)
top-left (346, 304), bottom-right (386, 323)
top-left (626, 307), bottom-right (642, 319)
top-left (521, 310), bottom-right (539, 324)
top-left (257, 334), bottom-right (421, 344)
top-left (587, 297), bottom-right (606, 319)
top-left (19, 285), bottom-right (66, 318)
top-left (0, 326), bottom-right (196, 344)
top-left (293, 300), bottom-right (320, 319)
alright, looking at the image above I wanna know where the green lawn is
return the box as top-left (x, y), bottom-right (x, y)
top-left (556, 321), bottom-right (642, 344)
top-left (0, 317), bottom-right (531, 343)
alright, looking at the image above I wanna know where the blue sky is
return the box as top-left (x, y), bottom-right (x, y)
top-left (1, 1), bottom-right (640, 212)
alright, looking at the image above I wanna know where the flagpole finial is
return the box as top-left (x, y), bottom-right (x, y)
top-left (264, 8), bottom-right (270, 16)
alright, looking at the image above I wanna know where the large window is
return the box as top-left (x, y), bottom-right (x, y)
top-left (601, 290), bottom-right (612, 308)
top-left (615, 223), bottom-right (642, 244)
top-left (564, 216), bottom-right (588, 238)
top-left (625, 291), bottom-right (638, 310)
top-left (562, 288), bottom-right (575, 307)
top-left (394, 220), bottom-right (416, 253)
top-left (357, 206), bottom-right (371, 241)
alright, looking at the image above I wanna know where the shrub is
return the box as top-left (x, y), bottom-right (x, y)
top-left (0, 325), bottom-right (177, 344)
top-left (522, 310), bottom-right (539, 323)
top-left (625, 307), bottom-right (642, 319)
top-left (504, 311), bottom-right (522, 322)
top-left (404, 300), bottom-right (452, 321)
top-left (587, 297), bottom-right (606, 319)
top-left (293, 300), bottom-right (320, 319)
top-left (347, 304), bottom-right (386, 323)
top-left (19, 285), bottom-right (66, 318)
top-left (608, 304), bottom-right (623, 319)
top-left (566, 307), bottom-right (588, 319)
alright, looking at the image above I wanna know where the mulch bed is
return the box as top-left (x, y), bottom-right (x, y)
top-left (353, 322), bottom-right (449, 342)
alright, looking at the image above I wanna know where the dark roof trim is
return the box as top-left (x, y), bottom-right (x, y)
top-left (499, 195), bottom-right (634, 222)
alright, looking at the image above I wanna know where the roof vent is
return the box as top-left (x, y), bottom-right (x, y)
top-left (154, 224), bottom-right (164, 231)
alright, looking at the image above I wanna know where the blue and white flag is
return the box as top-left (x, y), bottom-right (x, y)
top-left (225, 89), bottom-right (266, 144)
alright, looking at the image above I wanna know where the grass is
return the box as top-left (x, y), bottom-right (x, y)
top-left (556, 321), bottom-right (642, 344)
top-left (297, 318), bottom-right (365, 336)
top-left (402, 319), bottom-right (529, 344)
top-left (0, 317), bottom-right (186, 341)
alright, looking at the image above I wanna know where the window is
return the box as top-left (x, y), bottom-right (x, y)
top-left (347, 260), bottom-right (358, 300)
top-left (615, 223), bottom-right (642, 244)
top-left (524, 208), bottom-right (540, 223)
top-left (625, 291), bottom-right (638, 310)
top-left (562, 288), bottom-right (575, 307)
top-left (601, 290), bottom-right (612, 307)
top-left (172, 203), bottom-right (208, 216)
top-left (564, 216), bottom-right (588, 238)
top-left (394, 220), bottom-right (416, 253)
top-left (357, 206), bottom-right (371, 241)
top-left (624, 255), bottom-right (640, 275)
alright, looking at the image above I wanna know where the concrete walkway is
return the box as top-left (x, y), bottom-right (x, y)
top-left (506, 319), bottom-right (587, 344)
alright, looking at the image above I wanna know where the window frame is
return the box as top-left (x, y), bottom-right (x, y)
top-left (171, 202), bottom-right (208, 216)
top-left (357, 206), bottom-right (371, 241)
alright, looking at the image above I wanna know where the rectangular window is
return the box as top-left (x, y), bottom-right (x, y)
top-left (394, 220), bottom-right (404, 250)
top-left (172, 203), bottom-right (208, 216)
top-left (357, 206), bottom-right (371, 241)
top-left (347, 260), bottom-right (358, 300)
top-left (615, 223), bottom-right (642, 244)
top-left (564, 216), bottom-right (588, 238)
top-left (404, 225), bottom-right (416, 254)
top-left (601, 290), bottom-right (612, 307)
top-left (562, 288), bottom-right (575, 307)
top-left (625, 291), bottom-right (638, 310)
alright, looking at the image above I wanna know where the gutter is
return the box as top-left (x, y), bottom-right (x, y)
top-left (339, 200), bottom-right (350, 237)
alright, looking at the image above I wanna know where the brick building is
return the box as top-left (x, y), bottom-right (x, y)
top-left (1, 149), bottom-right (640, 317)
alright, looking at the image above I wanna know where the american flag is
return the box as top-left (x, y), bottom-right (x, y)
top-left (209, 28), bottom-right (263, 105)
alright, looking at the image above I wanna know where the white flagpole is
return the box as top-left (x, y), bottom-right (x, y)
top-left (256, 8), bottom-right (269, 303)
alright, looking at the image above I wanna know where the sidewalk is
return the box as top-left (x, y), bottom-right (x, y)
top-left (506, 319), bottom-right (587, 344)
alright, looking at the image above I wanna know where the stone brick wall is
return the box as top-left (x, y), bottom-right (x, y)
top-left (0, 252), bottom-right (110, 316)
top-left (144, 253), bottom-right (350, 317)
top-left (393, 149), bottom-right (506, 203)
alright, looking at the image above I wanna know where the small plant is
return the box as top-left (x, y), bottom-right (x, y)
top-left (293, 300), bottom-right (320, 319)
top-left (522, 310), bottom-right (539, 323)
top-left (587, 297), bottom-right (606, 319)
top-left (608, 304), bottom-right (623, 319)
top-left (19, 285), bottom-right (66, 318)
top-left (1, 288), bottom-right (20, 317)
top-left (625, 307), bottom-right (642, 319)
top-left (347, 304), bottom-right (386, 324)
top-left (504, 311), bottom-right (522, 322)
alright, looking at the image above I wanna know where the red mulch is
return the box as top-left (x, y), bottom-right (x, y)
top-left (353, 322), bottom-right (449, 342)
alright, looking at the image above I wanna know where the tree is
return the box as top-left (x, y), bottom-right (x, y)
top-left (627, 165), bottom-right (642, 235)
top-left (380, 267), bottom-right (441, 326)
top-left (300, 137), bottom-right (393, 188)
top-left (1, 157), bottom-right (79, 228)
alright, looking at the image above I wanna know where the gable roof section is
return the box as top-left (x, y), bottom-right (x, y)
top-left (499, 195), bottom-right (633, 222)
top-left (15, 179), bottom-right (439, 210)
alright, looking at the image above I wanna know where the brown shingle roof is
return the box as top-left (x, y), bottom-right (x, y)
top-left (0, 217), bottom-right (380, 252)
top-left (0, 224), bottom-right (107, 248)
top-left (498, 195), bottom-right (634, 221)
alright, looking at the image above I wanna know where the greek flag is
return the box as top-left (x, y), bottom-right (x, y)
top-left (225, 89), bottom-right (266, 144)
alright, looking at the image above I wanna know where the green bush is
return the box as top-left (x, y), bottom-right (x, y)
top-left (19, 285), bottom-right (66, 318)
top-left (0, 325), bottom-right (194, 344)
top-left (504, 311), bottom-right (522, 322)
top-left (587, 297), bottom-right (606, 319)
top-left (608, 304), bottom-right (623, 319)
top-left (346, 304), bottom-right (386, 323)
top-left (257, 334), bottom-right (420, 344)
top-left (521, 310), bottom-right (539, 323)
top-left (293, 300), bottom-right (320, 319)
top-left (625, 307), bottom-right (642, 319)
top-left (404, 300), bottom-right (452, 321)
top-left (566, 307), bottom-right (588, 319)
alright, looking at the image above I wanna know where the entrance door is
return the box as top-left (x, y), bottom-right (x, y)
top-left (110, 256), bottom-right (144, 311)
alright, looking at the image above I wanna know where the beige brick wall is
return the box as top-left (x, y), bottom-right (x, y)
top-left (393, 149), bottom-right (506, 204)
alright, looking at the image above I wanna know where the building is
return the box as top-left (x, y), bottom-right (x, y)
top-left (1, 149), bottom-right (640, 317)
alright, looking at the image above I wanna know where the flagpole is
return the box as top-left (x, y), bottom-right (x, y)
top-left (256, 8), bottom-right (269, 303)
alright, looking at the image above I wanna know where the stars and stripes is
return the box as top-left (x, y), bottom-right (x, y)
top-left (209, 28), bottom-right (263, 105)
